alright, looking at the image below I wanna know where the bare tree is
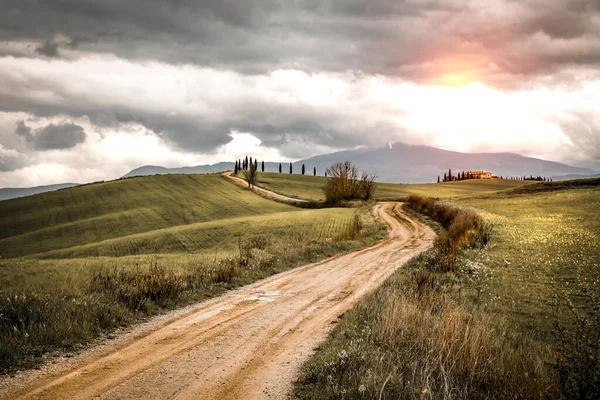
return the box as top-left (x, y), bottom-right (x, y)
top-left (323, 161), bottom-right (377, 203)
top-left (360, 171), bottom-right (378, 200)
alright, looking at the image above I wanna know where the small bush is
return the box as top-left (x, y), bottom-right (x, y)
top-left (405, 195), bottom-right (493, 271)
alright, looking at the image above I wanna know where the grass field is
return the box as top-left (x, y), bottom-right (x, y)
top-left (454, 185), bottom-right (600, 342)
top-left (0, 173), bottom-right (387, 374)
top-left (295, 180), bottom-right (600, 399)
top-left (254, 172), bottom-right (533, 201)
top-left (0, 174), bottom-right (296, 258)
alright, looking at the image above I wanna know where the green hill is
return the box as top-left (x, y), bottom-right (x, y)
top-left (0, 174), bottom-right (297, 258)
top-left (253, 172), bottom-right (533, 201)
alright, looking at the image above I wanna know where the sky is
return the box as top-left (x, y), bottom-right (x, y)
top-left (1, 0), bottom-right (599, 187)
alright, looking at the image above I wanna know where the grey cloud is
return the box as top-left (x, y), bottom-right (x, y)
top-left (35, 40), bottom-right (59, 57)
top-left (556, 112), bottom-right (600, 169)
top-left (15, 120), bottom-right (32, 137)
top-left (0, 152), bottom-right (28, 172)
top-left (0, 1), bottom-right (598, 86)
top-left (15, 121), bottom-right (86, 150)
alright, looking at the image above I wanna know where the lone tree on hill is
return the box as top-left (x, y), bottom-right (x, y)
top-left (243, 160), bottom-right (258, 189)
top-left (261, 160), bottom-right (264, 172)
top-left (437, 175), bottom-right (440, 183)
top-left (279, 163), bottom-right (282, 173)
top-left (313, 166), bottom-right (316, 176)
top-left (323, 161), bottom-right (377, 203)
top-left (302, 164), bottom-right (305, 175)
top-left (289, 162), bottom-right (292, 174)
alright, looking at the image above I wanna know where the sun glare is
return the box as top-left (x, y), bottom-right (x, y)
top-left (440, 72), bottom-right (473, 87)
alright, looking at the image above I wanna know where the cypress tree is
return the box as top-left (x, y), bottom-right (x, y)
top-left (261, 160), bottom-right (264, 172)
top-left (279, 163), bottom-right (282, 173)
top-left (443, 172), bottom-right (447, 182)
top-left (302, 164), bottom-right (305, 175)
top-left (448, 168), bottom-right (452, 181)
top-left (289, 162), bottom-right (292, 174)
top-left (234, 160), bottom-right (238, 174)
top-left (437, 175), bottom-right (440, 183)
top-left (314, 166), bottom-right (316, 176)
top-left (245, 156), bottom-right (249, 170)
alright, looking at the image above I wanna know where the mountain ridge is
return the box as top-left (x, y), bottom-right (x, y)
top-left (0, 183), bottom-right (79, 201)
top-left (2, 143), bottom-right (597, 201)
top-left (123, 142), bottom-right (598, 183)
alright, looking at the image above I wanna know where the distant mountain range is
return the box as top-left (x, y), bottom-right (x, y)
top-left (123, 142), bottom-right (599, 184)
top-left (2, 143), bottom-right (598, 201)
top-left (0, 183), bottom-right (79, 201)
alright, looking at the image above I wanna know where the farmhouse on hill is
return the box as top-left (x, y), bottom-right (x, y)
top-left (467, 170), bottom-right (493, 179)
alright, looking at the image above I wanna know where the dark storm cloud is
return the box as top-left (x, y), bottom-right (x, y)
top-left (1, 0), bottom-right (599, 85)
top-left (35, 40), bottom-right (59, 57)
top-left (15, 121), bottom-right (86, 150)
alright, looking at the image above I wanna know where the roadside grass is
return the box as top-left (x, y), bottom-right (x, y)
top-left (295, 196), bottom-right (557, 399)
top-left (254, 172), bottom-right (532, 201)
top-left (0, 183), bottom-right (386, 375)
top-left (0, 174), bottom-right (294, 258)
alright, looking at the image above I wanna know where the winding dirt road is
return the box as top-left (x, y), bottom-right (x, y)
top-left (1, 203), bottom-right (434, 400)
top-left (222, 171), bottom-right (308, 203)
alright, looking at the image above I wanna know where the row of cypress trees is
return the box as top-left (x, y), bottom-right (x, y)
top-left (234, 156), bottom-right (320, 177)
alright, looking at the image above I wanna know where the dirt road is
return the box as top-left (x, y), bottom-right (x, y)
top-left (222, 171), bottom-right (308, 203)
top-left (1, 203), bottom-right (434, 400)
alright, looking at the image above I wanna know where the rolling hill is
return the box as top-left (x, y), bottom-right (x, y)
top-left (122, 142), bottom-right (597, 183)
top-left (0, 174), bottom-right (297, 258)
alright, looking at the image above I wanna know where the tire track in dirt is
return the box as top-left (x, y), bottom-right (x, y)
top-left (1, 203), bottom-right (434, 400)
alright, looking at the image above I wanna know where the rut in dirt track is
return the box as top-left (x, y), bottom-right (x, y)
top-left (1, 202), bottom-right (434, 400)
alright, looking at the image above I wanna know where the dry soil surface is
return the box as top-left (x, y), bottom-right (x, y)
top-left (0, 202), bottom-right (434, 400)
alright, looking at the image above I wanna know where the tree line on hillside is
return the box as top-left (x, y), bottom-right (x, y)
top-left (437, 168), bottom-right (552, 183)
top-left (234, 156), bottom-right (321, 177)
